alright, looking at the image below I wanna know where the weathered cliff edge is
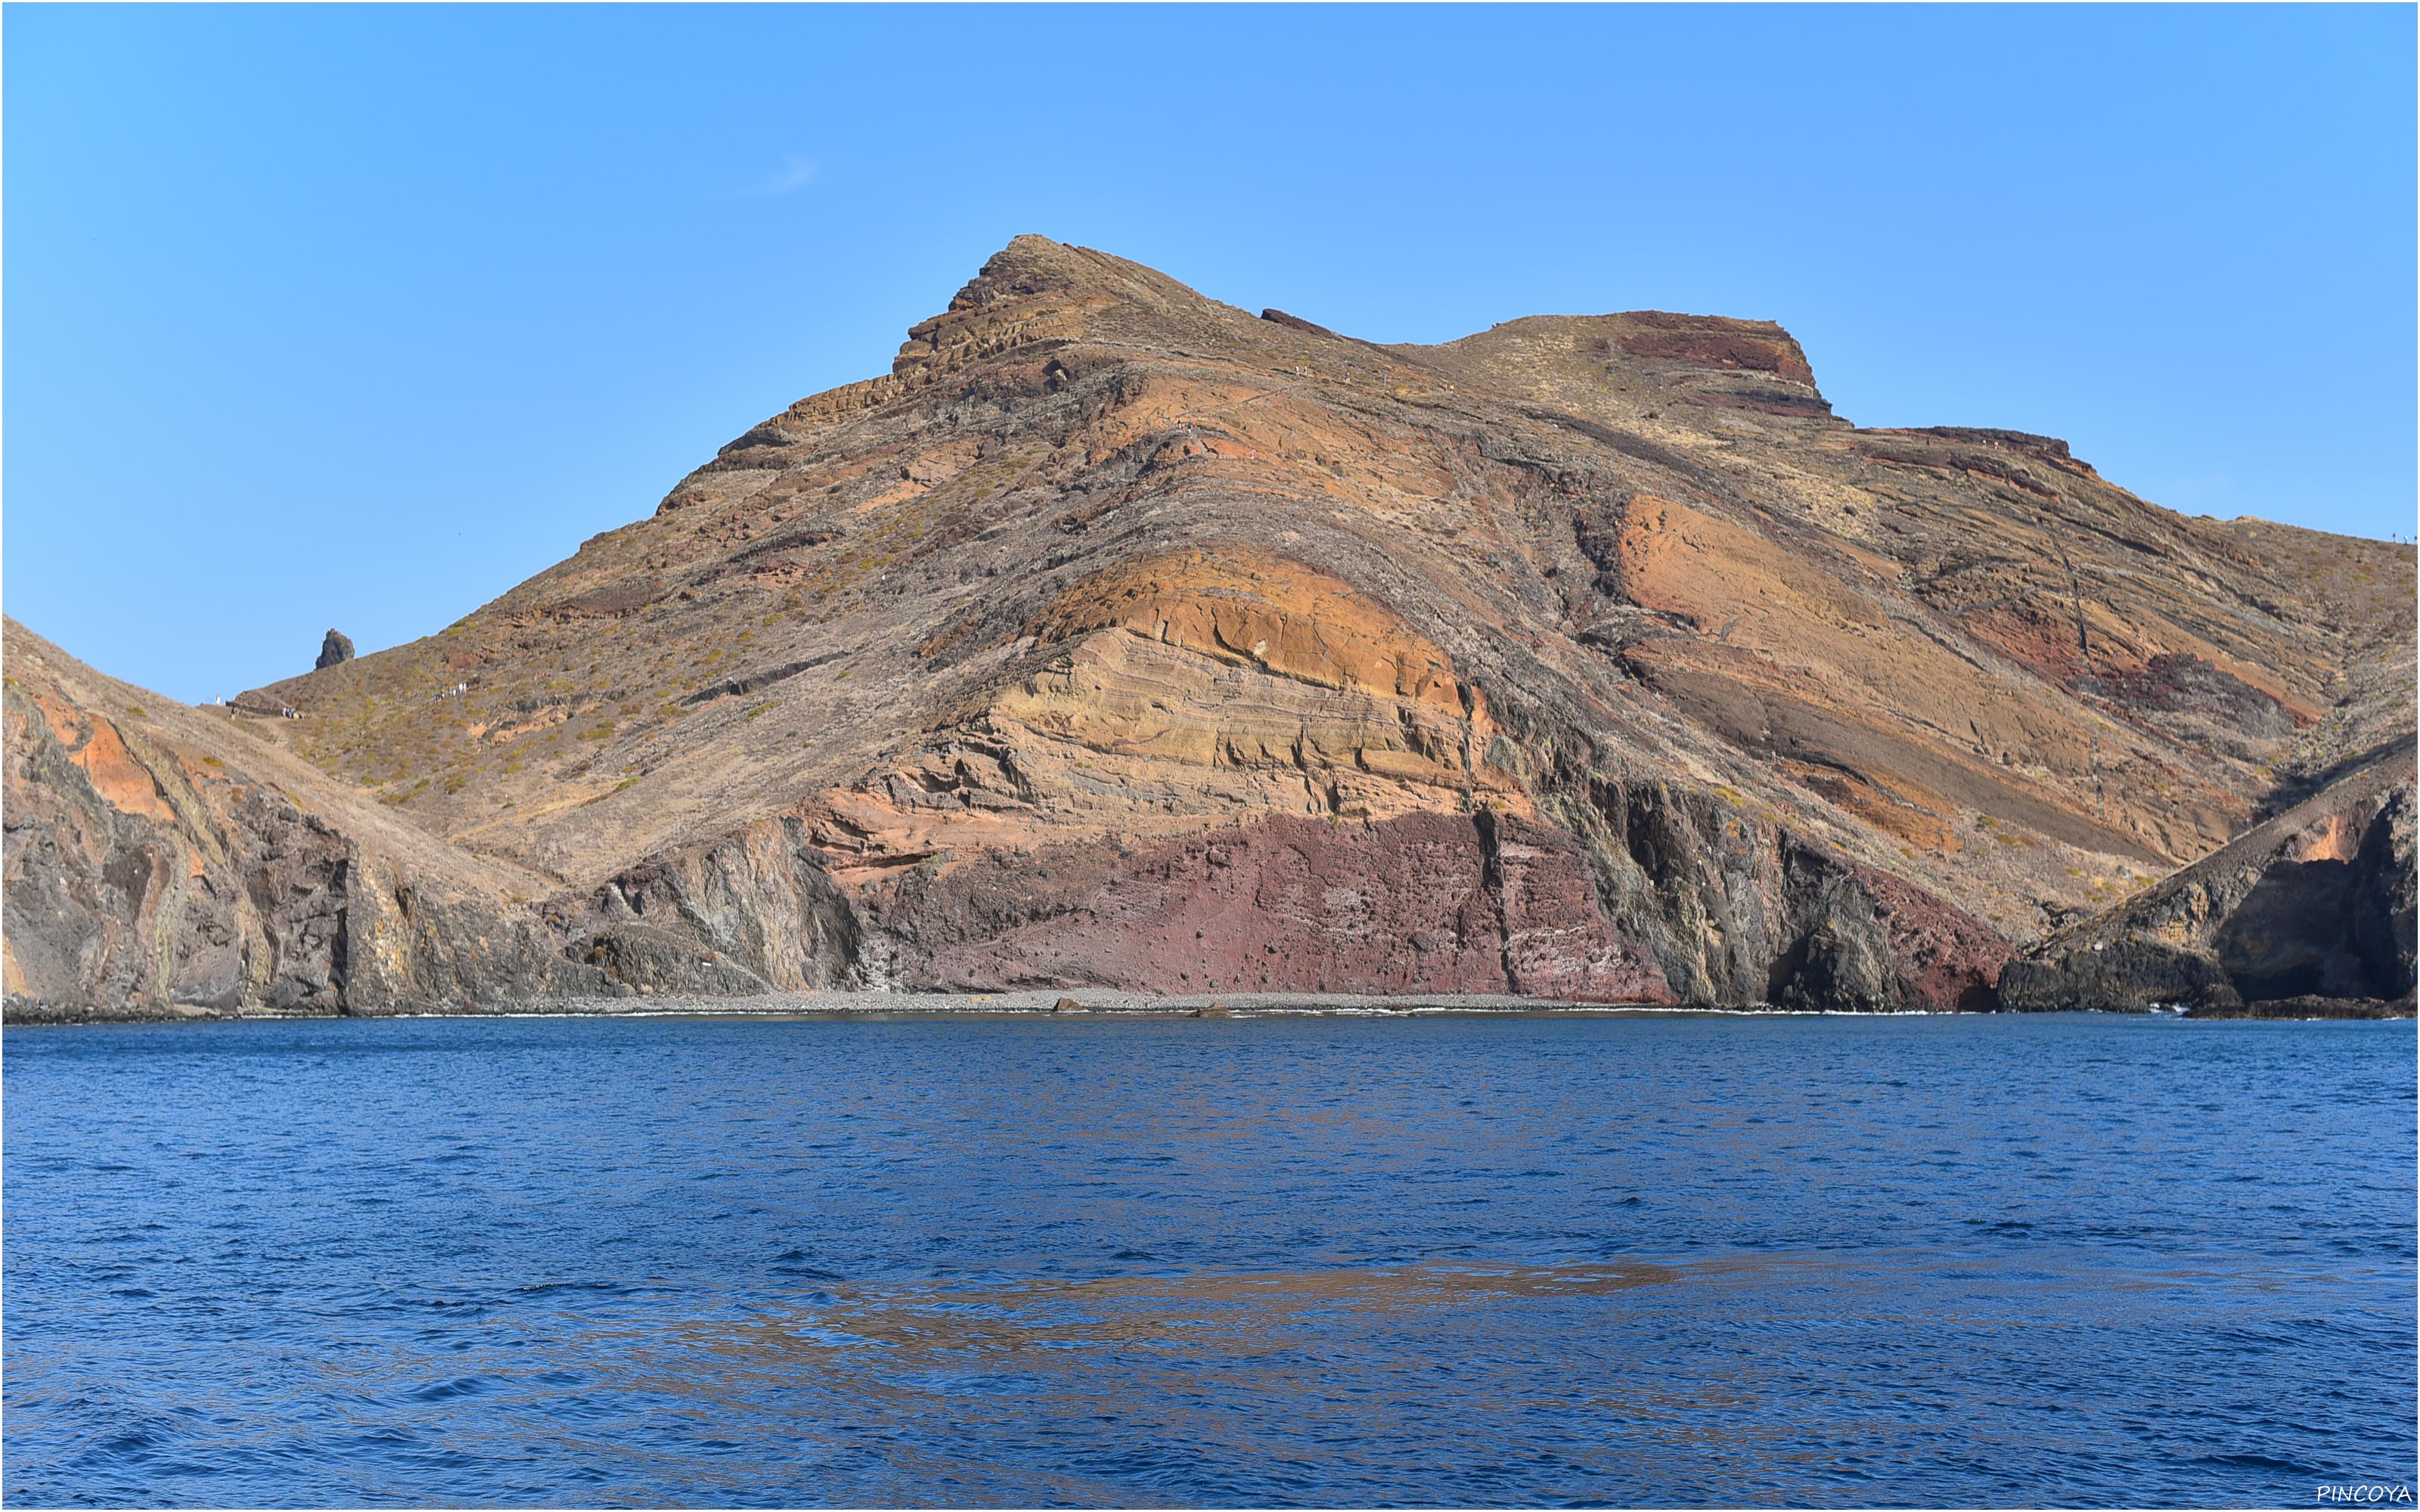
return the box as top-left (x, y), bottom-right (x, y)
top-left (7, 237), bottom-right (2413, 1020)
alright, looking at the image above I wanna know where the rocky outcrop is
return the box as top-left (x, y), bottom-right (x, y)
top-left (315, 630), bottom-right (355, 671)
top-left (2000, 742), bottom-right (2415, 1013)
top-left (9, 237), bottom-right (2413, 1017)
top-left (561, 815), bottom-right (863, 995)
top-left (1540, 769), bottom-right (2014, 1011)
top-left (2, 621), bottom-right (607, 1018)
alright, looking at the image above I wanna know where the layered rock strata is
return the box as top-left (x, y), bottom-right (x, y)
top-left (3, 621), bottom-right (610, 1018)
top-left (7, 237), bottom-right (2412, 1016)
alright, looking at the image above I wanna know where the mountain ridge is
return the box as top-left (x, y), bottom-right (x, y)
top-left (8, 234), bottom-right (2412, 1016)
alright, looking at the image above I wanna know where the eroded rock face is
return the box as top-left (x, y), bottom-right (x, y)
top-left (10, 236), bottom-right (2414, 1015)
top-left (316, 631), bottom-right (355, 671)
top-left (1540, 770), bottom-right (2014, 1011)
top-left (2000, 745), bottom-right (2416, 1012)
top-left (867, 810), bottom-right (1671, 1001)
top-left (2, 621), bottom-right (604, 1018)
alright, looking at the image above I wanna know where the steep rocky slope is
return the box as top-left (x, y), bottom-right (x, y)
top-left (2003, 740), bottom-right (2415, 1015)
top-left (3, 621), bottom-right (603, 1018)
top-left (8, 237), bottom-right (2412, 1014)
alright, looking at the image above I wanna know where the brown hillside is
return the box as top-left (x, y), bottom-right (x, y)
top-left (9, 236), bottom-right (2412, 1013)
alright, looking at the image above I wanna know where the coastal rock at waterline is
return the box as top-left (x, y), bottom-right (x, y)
top-left (2189, 993), bottom-right (2415, 1021)
top-left (2000, 744), bottom-right (2415, 1013)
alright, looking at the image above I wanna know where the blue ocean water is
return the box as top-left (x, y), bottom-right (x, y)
top-left (3, 1012), bottom-right (2412, 1508)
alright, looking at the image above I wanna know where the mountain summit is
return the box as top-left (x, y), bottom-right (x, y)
top-left (8, 237), bottom-right (2412, 1015)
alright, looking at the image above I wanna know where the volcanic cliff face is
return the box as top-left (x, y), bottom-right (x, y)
top-left (2002, 743), bottom-right (2415, 1015)
top-left (2, 621), bottom-right (605, 1018)
top-left (7, 237), bottom-right (2413, 1015)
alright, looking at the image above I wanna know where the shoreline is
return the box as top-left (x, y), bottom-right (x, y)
top-left (5, 988), bottom-right (2411, 1026)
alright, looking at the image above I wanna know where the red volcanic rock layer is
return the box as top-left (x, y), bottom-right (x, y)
top-left (888, 812), bottom-right (1674, 1002)
top-left (1851, 863), bottom-right (2018, 1012)
top-left (1615, 311), bottom-right (1817, 383)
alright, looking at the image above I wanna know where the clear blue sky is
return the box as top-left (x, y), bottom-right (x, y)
top-left (7, 4), bottom-right (2412, 702)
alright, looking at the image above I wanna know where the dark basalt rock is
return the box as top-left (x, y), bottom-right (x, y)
top-left (1998, 938), bottom-right (2242, 1014)
top-left (1777, 878), bottom-right (1900, 1012)
top-left (2001, 745), bottom-right (2416, 1012)
top-left (315, 630), bottom-right (355, 671)
top-left (569, 924), bottom-right (768, 998)
top-left (2189, 994), bottom-right (2415, 1021)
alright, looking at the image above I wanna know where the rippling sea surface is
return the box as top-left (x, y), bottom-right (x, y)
top-left (5, 1012), bottom-right (2413, 1507)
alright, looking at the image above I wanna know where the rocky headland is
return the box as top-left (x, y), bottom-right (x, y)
top-left (7, 237), bottom-right (2412, 1018)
